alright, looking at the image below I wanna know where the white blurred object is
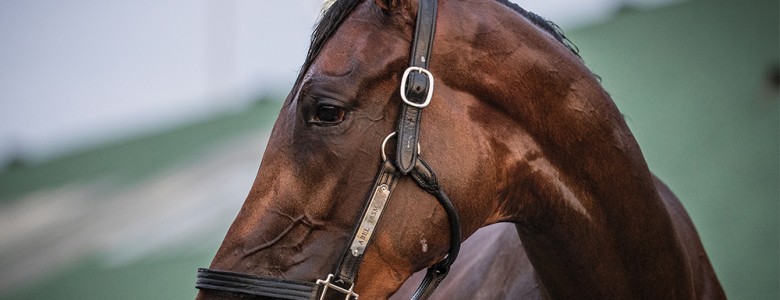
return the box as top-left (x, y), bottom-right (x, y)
top-left (0, 0), bottom-right (685, 165)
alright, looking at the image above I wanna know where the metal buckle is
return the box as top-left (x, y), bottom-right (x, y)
top-left (400, 66), bottom-right (434, 108)
top-left (316, 274), bottom-right (358, 300)
top-left (381, 132), bottom-right (421, 161)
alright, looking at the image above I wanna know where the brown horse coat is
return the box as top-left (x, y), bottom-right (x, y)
top-left (198, 1), bottom-right (725, 299)
top-left (394, 176), bottom-right (724, 299)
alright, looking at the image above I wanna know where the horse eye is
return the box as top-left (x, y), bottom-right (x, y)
top-left (314, 105), bottom-right (345, 125)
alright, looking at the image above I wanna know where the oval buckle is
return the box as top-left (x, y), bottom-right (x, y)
top-left (381, 132), bottom-right (421, 162)
top-left (400, 67), bottom-right (434, 108)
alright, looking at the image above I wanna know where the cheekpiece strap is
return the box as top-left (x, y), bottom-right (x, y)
top-left (334, 160), bottom-right (401, 292)
top-left (396, 0), bottom-right (438, 174)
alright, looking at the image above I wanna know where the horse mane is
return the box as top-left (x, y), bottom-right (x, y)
top-left (493, 0), bottom-right (580, 57)
top-left (295, 0), bottom-right (580, 87)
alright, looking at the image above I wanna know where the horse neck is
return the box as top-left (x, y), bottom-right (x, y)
top-left (435, 2), bottom-right (694, 298)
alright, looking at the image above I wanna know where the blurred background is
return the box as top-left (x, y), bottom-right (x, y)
top-left (0, 0), bottom-right (777, 299)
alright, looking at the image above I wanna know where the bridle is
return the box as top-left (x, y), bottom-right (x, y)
top-left (195, 1), bottom-right (461, 299)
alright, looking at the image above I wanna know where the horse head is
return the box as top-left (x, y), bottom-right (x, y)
top-left (197, 1), bottom-right (717, 299)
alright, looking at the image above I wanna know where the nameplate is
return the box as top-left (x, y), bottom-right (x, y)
top-left (349, 184), bottom-right (391, 256)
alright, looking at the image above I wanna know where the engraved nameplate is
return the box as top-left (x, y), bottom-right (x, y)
top-left (349, 184), bottom-right (391, 256)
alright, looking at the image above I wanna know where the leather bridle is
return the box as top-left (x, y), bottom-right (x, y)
top-left (196, 1), bottom-right (461, 299)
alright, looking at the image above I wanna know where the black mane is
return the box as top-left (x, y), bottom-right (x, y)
top-left (295, 0), bottom-right (362, 86)
top-left (494, 0), bottom-right (580, 56)
top-left (296, 0), bottom-right (580, 87)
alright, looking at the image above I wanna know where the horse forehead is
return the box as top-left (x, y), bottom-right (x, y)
top-left (314, 18), bottom-right (403, 77)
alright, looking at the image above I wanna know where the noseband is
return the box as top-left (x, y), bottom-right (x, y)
top-left (196, 1), bottom-right (461, 299)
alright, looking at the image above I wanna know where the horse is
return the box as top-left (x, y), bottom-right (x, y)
top-left (195, 0), bottom-right (725, 299)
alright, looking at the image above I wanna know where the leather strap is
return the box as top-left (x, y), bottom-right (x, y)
top-left (335, 160), bottom-right (401, 286)
top-left (396, 0), bottom-right (437, 174)
top-left (331, 157), bottom-right (460, 300)
top-left (408, 158), bottom-right (461, 300)
top-left (410, 267), bottom-right (450, 300)
top-left (196, 268), bottom-right (319, 300)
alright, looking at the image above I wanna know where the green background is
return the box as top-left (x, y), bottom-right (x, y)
top-left (1, 0), bottom-right (777, 298)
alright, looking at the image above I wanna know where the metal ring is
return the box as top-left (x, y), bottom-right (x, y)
top-left (381, 132), bottom-right (421, 161)
top-left (400, 67), bottom-right (434, 108)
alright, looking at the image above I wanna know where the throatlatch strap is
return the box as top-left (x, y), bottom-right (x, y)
top-left (409, 158), bottom-right (461, 300)
top-left (410, 267), bottom-right (450, 300)
top-left (196, 268), bottom-right (319, 300)
top-left (396, 0), bottom-right (437, 174)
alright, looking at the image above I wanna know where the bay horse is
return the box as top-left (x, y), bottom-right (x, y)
top-left (196, 0), bottom-right (725, 299)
